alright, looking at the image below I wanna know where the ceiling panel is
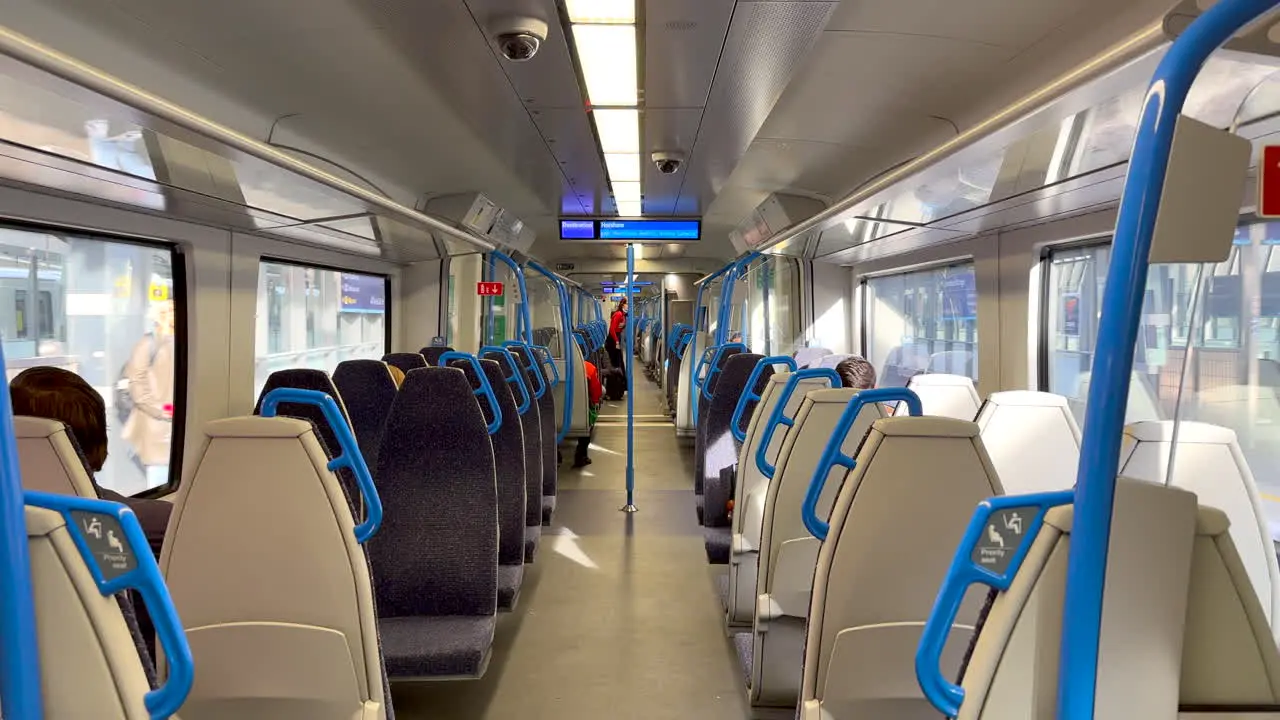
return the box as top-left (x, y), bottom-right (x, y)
top-left (642, 108), bottom-right (703, 215)
top-left (467, 0), bottom-right (585, 109)
top-left (826, 0), bottom-right (1096, 48)
top-left (644, 0), bottom-right (735, 109)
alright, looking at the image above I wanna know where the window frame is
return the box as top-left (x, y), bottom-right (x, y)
top-left (1037, 238), bottom-right (1112, 393)
top-left (257, 254), bottom-right (393, 362)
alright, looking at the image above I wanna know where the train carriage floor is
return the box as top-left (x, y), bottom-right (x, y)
top-left (392, 379), bottom-right (749, 719)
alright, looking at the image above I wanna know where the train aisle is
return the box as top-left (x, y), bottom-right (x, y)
top-left (393, 379), bottom-right (749, 719)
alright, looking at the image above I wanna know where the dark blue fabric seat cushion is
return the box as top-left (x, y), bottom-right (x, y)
top-left (701, 354), bottom-right (763, 528)
top-left (332, 360), bottom-right (398, 473)
top-left (379, 615), bottom-right (496, 678)
top-left (382, 352), bottom-right (427, 374)
top-left (497, 564), bottom-right (523, 611)
top-left (705, 526), bottom-right (731, 565)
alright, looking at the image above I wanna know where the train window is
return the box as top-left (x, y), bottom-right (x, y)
top-left (862, 262), bottom-right (978, 388)
top-left (527, 273), bottom-right (564, 357)
top-left (1043, 228), bottom-right (1280, 536)
top-left (742, 256), bottom-right (800, 355)
top-left (254, 261), bottom-right (387, 399)
top-left (0, 226), bottom-right (180, 497)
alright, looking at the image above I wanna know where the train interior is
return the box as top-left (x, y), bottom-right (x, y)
top-left (3, 0), bottom-right (1280, 718)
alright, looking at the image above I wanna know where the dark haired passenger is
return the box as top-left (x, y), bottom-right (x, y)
top-left (10, 366), bottom-right (171, 559)
top-left (835, 356), bottom-right (877, 390)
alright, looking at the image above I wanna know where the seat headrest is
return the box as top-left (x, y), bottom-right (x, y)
top-left (814, 353), bottom-right (855, 369)
top-left (333, 359), bottom-right (397, 395)
top-left (14, 415), bottom-right (65, 439)
top-left (903, 373), bottom-right (981, 420)
top-left (383, 366), bottom-right (481, 440)
top-left (421, 347), bottom-right (453, 366)
top-left (14, 416), bottom-right (99, 498)
top-left (984, 390), bottom-right (1071, 410)
top-left (1125, 420), bottom-right (1236, 445)
top-left (907, 373), bottom-right (977, 389)
top-left (805, 388), bottom-right (860, 404)
top-left (253, 369), bottom-right (350, 456)
top-left (873, 416), bottom-right (981, 439)
top-left (203, 416), bottom-right (316, 439)
top-left (794, 347), bottom-right (832, 368)
top-left (382, 353), bottom-right (427, 373)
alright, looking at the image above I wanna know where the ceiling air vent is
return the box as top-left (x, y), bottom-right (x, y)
top-left (423, 193), bottom-right (535, 253)
top-left (728, 193), bottom-right (825, 255)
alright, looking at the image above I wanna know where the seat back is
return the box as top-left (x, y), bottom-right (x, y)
top-left (448, 357), bottom-right (526, 568)
top-left (803, 417), bottom-right (1003, 710)
top-left (15, 416), bottom-right (99, 497)
top-left (813, 353), bottom-right (854, 370)
top-left (900, 373), bottom-right (981, 420)
top-left (675, 332), bottom-right (706, 434)
top-left (382, 352), bottom-right (427, 374)
top-left (508, 344), bottom-right (556, 512)
top-left (946, 480), bottom-right (1270, 719)
top-left (701, 353), bottom-right (763, 526)
top-left (481, 348), bottom-right (543, 535)
top-left (332, 360), bottom-right (398, 473)
top-left (370, 367), bottom-right (498, 618)
top-left (759, 389), bottom-right (885, 598)
top-left (553, 337), bottom-right (591, 438)
top-left (975, 391), bottom-right (1081, 494)
top-left (694, 345), bottom-right (745, 494)
top-left (1119, 420), bottom-right (1280, 634)
top-left (254, 369), bottom-right (359, 507)
top-left (794, 347), bottom-right (832, 369)
top-left (420, 346), bottom-right (453, 366)
top-left (1075, 370), bottom-right (1161, 424)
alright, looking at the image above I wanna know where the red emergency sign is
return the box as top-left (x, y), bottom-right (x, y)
top-left (476, 282), bottom-right (505, 296)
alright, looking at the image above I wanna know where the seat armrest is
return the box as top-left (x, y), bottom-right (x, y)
top-left (732, 533), bottom-right (757, 556)
top-left (756, 593), bottom-right (785, 632)
top-left (800, 699), bottom-right (831, 720)
top-left (357, 700), bottom-right (383, 720)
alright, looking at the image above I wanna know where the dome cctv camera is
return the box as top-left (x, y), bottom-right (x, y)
top-left (652, 150), bottom-right (686, 175)
top-left (492, 16), bottom-right (548, 62)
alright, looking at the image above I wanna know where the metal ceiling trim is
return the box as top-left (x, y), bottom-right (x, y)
top-left (742, 19), bottom-right (1169, 259)
top-left (0, 23), bottom-right (497, 253)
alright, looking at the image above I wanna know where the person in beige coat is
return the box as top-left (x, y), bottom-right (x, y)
top-left (122, 299), bottom-right (176, 489)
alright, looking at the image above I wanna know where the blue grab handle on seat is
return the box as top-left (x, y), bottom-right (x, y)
top-left (438, 352), bottom-right (504, 435)
top-left (802, 388), bottom-right (923, 541)
top-left (480, 346), bottom-right (532, 415)
top-left (916, 490), bottom-right (1075, 717)
top-left (503, 341), bottom-right (548, 399)
top-left (531, 344), bottom-right (561, 386)
top-left (25, 491), bottom-right (195, 719)
top-left (260, 388), bottom-right (383, 543)
top-left (699, 343), bottom-right (748, 402)
top-left (755, 368), bottom-right (841, 479)
top-left (731, 356), bottom-right (798, 443)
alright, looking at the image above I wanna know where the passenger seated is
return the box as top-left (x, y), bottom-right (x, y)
top-left (387, 364), bottom-right (406, 388)
top-left (573, 359), bottom-right (604, 468)
top-left (834, 356), bottom-right (875, 390)
top-left (9, 367), bottom-right (170, 559)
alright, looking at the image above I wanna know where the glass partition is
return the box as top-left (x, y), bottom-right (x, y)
top-left (483, 255), bottom-right (523, 346)
top-left (740, 256), bottom-right (801, 355)
top-left (447, 253), bottom-right (483, 351)
top-left (863, 262), bottom-right (979, 387)
top-left (527, 273), bottom-right (564, 358)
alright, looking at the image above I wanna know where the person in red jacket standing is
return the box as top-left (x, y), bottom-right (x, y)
top-left (573, 360), bottom-right (604, 468)
top-left (606, 298), bottom-right (628, 376)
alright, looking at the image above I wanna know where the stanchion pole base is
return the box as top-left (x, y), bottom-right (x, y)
top-left (620, 504), bottom-right (638, 513)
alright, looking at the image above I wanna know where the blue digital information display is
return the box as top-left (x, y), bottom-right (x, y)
top-left (560, 218), bottom-right (701, 241)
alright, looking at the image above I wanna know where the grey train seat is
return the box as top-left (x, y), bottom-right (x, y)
top-left (25, 502), bottom-right (176, 719)
top-left (254, 369), bottom-right (360, 506)
top-left (725, 371), bottom-right (838, 626)
top-left (15, 416), bottom-right (99, 498)
top-left (1074, 369), bottom-right (1161, 424)
top-left (975, 391), bottom-right (1081, 495)
top-left (1119, 420), bottom-right (1280, 637)
top-left (482, 347), bottom-right (543, 562)
top-left (508, 344), bottom-right (557, 524)
top-left (899, 373), bottom-right (982, 420)
top-left (420, 346), bottom-right (453, 366)
top-left (793, 347), bottom-right (832, 369)
top-left (694, 344), bottom-right (745, 524)
top-left (447, 357), bottom-right (526, 610)
top-left (554, 334), bottom-right (592, 440)
top-left (369, 367), bottom-right (497, 679)
top-left (382, 352), bottom-right (427, 375)
top-left (674, 331), bottom-right (705, 438)
top-left (813, 353), bottom-right (854, 369)
top-left (747, 388), bottom-right (886, 710)
top-left (936, 479), bottom-right (1280, 720)
top-left (797, 416), bottom-right (1003, 720)
top-left (332, 360), bottom-right (399, 473)
top-left (702, 353), bottom-right (764, 564)
top-left (161, 415), bottom-right (390, 719)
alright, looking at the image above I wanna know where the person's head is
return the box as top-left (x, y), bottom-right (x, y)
top-left (617, 298), bottom-right (628, 313)
top-left (10, 366), bottom-right (108, 471)
top-left (835, 356), bottom-right (876, 390)
top-left (151, 299), bottom-right (175, 337)
top-left (386, 364), bottom-right (405, 388)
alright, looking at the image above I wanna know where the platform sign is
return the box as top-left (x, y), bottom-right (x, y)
top-left (477, 282), bottom-right (504, 296)
top-left (1261, 146), bottom-right (1280, 218)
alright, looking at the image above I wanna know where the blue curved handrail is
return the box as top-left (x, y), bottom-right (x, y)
top-left (26, 492), bottom-right (195, 718)
top-left (731, 356), bottom-right (798, 443)
top-left (531, 344), bottom-right (562, 386)
top-left (802, 388), bottom-right (922, 541)
top-left (1055, 2), bottom-right (1277, 717)
top-left (438, 352), bottom-right (504, 435)
top-left (667, 324), bottom-right (687, 352)
top-left (488, 252), bottom-right (533, 345)
top-left (700, 343), bottom-right (748, 402)
top-left (260, 388), bottom-right (383, 543)
top-left (0, 342), bottom-right (42, 719)
top-left (714, 253), bottom-right (762, 346)
top-left (755, 368), bottom-right (841, 479)
top-left (480, 345), bottom-right (532, 415)
top-left (688, 263), bottom-right (736, 426)
top-left (916, 490), bottom-right (1075, 717)
top-left (526, 261), bottom-right (575, 444)
top-left (503, 341), bottom-right (548, 400)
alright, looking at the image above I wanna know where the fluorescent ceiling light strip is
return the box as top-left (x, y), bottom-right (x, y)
top-left (566, 0), bottom-right (635, 24)
top-left (593, 109), bottom-right (639, 153)
top-left (611, 181), bottom-right (641, 203)
top-left (616, 201), bottom-right (642, 216)
top-left (572, 24), bottom-right (637, 106)
top-left (605, 153), bottom-right (641, 182)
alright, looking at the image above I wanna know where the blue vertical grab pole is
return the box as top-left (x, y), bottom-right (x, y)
top-left (0, 342), bottom-right (44, 719)
top-left (1057, 2), bottom-right (1278, 718)
top-left (622, 243), bottom-right (638, 513)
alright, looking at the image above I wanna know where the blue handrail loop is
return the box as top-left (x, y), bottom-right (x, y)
top-left (688, 263), bottom-right (736, 427)
top-left (755, 368), bottom-right (842, 479)
top-left (24, 491), bottom-right (196, 719)
top-left (699, 343), bottom-right (748, 402)
top-left (260, 388), bottom-right (384, 543)
top-left (438, 352), bottom-right (504, 435)
top-left (916, 490), bottom-right (1075, 717)
top-left (480, 345), bottom-right (532, 415)
top-left (526, 261), bottom-right (575, 444)
top-left (486, 252), bottom-right (534, 345)
top-left (0, 342), bottom-right (43, 719)
top-left (802, 388), bottom-right (923, 541)
top-left (503, 341), bottom-right (548, 400)
top-left (731, 356), bottom-right (798, 443)
top-left (531, 344), bottom-right (562, 386)
top-left (1056, 1), bottom-right (1279, 717)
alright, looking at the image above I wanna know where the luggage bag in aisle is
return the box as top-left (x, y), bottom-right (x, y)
top-left (604, 367), bottom-right (626, 401)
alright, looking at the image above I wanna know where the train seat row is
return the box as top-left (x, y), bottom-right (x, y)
top-left (10, 341), bottom-right (568, 719)
top-left (674, 346), bottom-right (1280, 717)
